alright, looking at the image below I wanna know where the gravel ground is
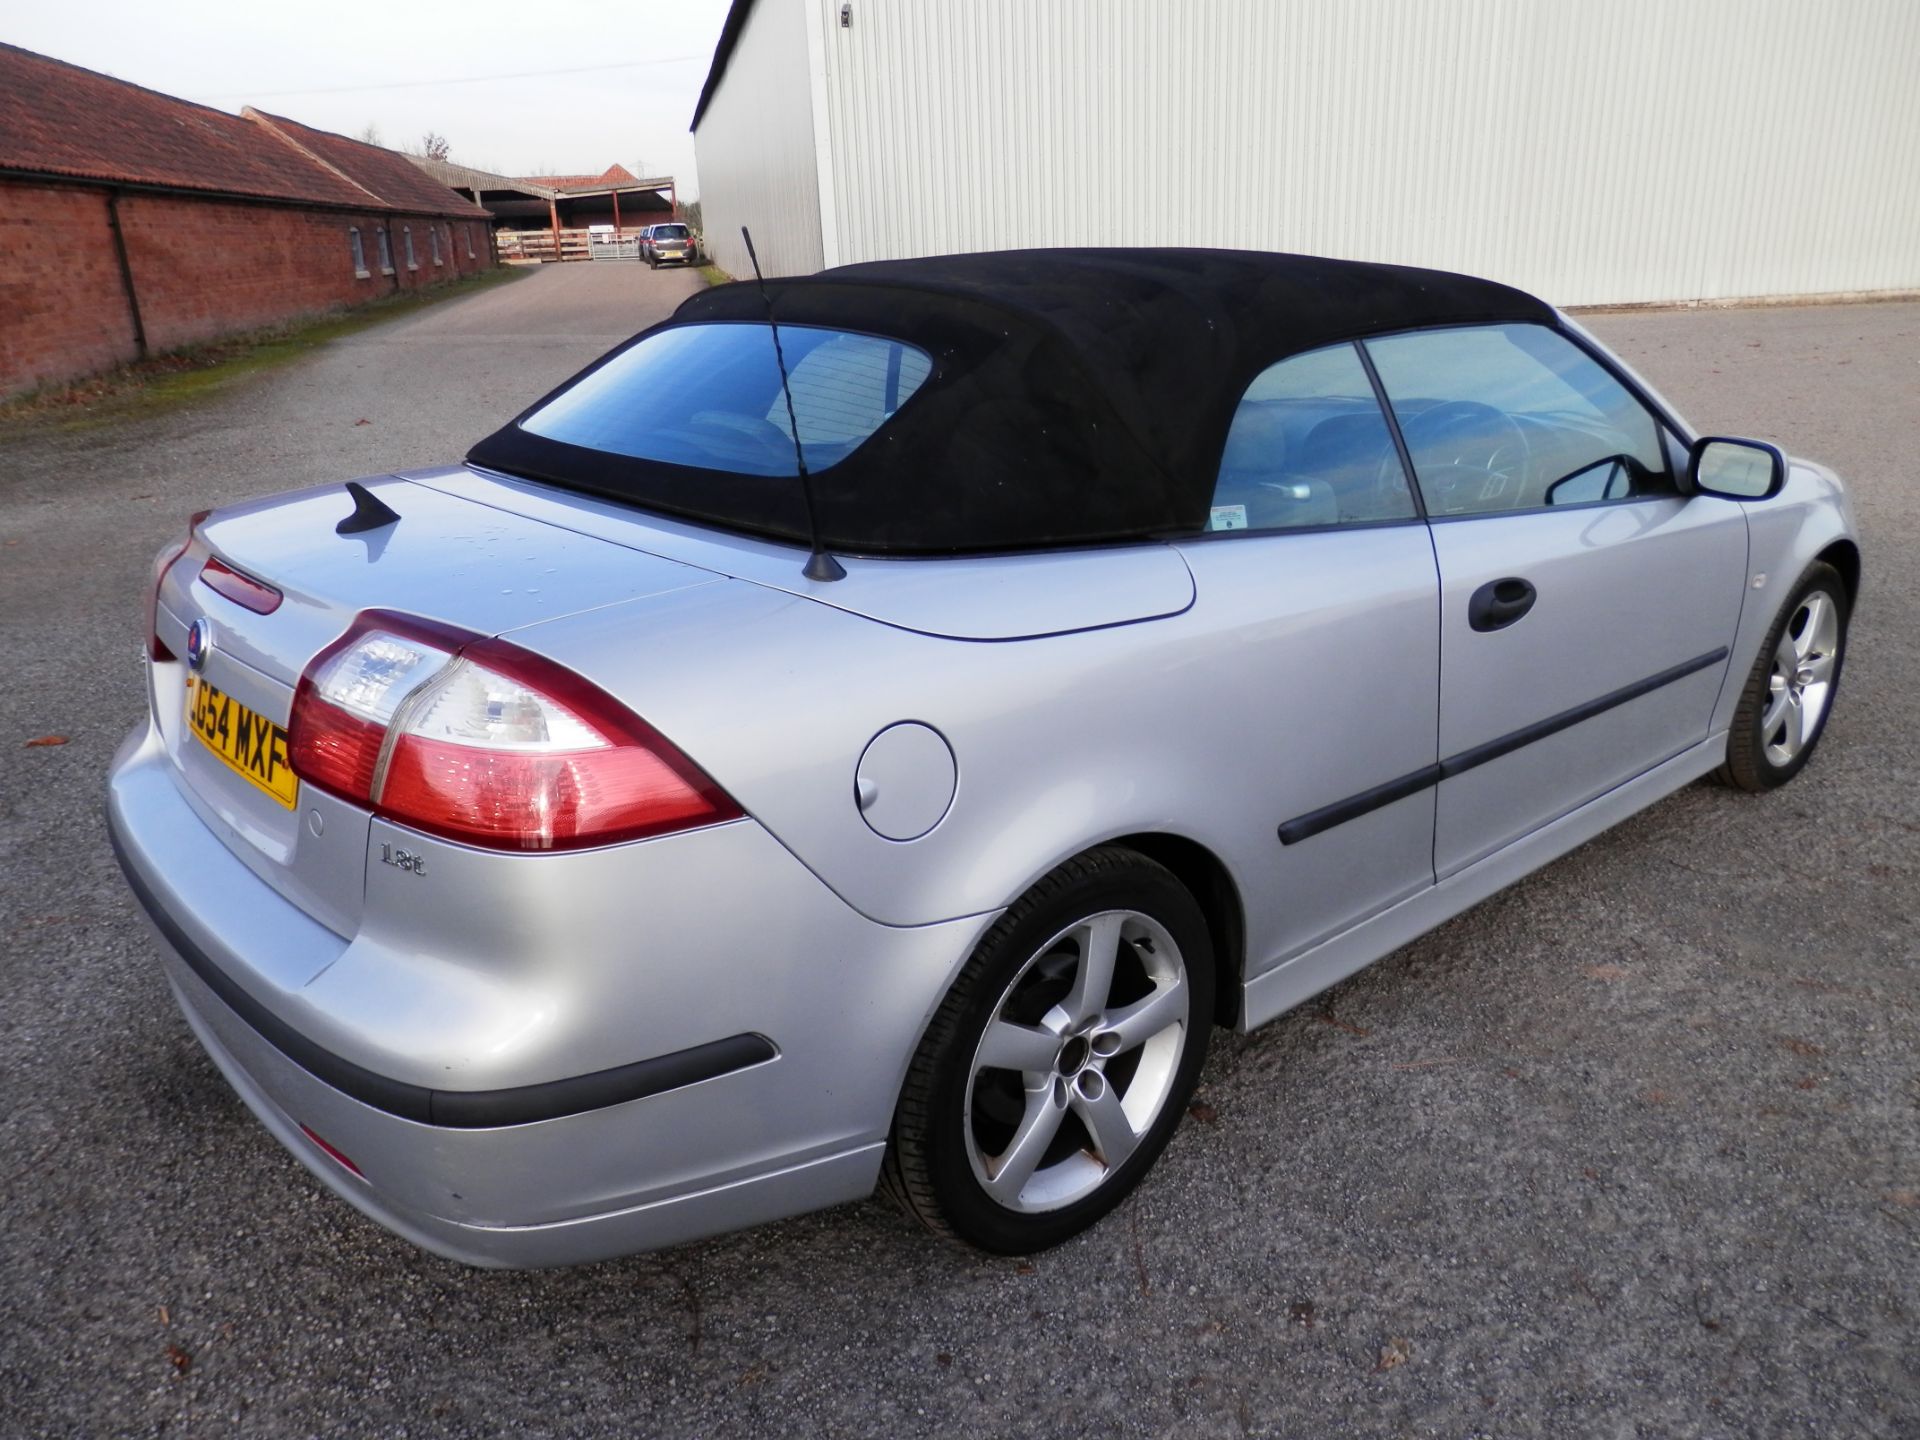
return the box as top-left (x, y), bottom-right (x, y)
top-left (1, 267), bottom-right (1915, 1439)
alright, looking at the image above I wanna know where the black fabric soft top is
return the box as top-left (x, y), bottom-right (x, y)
top-left (468, 248), bottom-right (1557, 554)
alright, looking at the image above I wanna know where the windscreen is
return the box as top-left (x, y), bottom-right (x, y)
top-left (519, 322), bottom-right (932, 477)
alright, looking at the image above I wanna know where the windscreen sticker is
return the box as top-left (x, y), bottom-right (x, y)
top-left (1209, 504), bottom-right (1248, 532)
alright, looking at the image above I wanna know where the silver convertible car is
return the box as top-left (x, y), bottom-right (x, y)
top-left (110, 250), bottom-right (1857, 1265)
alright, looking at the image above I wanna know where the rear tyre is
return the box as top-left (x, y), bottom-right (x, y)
top-left (883, 848), bottom-right (1214, 1253)
top-left (1719, 560), bottom-right (1849, 791)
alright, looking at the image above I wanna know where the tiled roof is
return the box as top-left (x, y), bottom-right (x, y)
top-left (0, 43), bottom-right (372, 207)
top-left (408, 155), bottom-right (555, 199)
top-left (519, 164), bottom-right (670, 194)
top-left (0, 43), bottom-right (486, 218)
top-left (246, 111), bottom-right (488, 219)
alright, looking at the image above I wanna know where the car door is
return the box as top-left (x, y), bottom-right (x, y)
top-left (1174, 341), bottom-right (1441, 974)
top-left (1364, 323), bottom-right (1749, 878)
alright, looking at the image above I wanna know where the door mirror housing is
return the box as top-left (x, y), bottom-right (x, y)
top-left (1690, 437), bottom-right (1785, 500)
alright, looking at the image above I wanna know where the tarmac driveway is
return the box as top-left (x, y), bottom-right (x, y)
top-left (1, 268), bottom-right (1916, 1438)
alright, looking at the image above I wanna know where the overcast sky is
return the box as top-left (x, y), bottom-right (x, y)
top-left (6, 0), bottom-right (734, 194)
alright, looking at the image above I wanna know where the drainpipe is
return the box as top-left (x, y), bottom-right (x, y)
top-left (104, 189), bottom-right (149, 360)
top-left (612, 189), bottom-right (621, 238)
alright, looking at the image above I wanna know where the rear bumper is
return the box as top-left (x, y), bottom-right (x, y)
top-left (110, 823), bottom-right (778, 1128)
top-left (107, 717), bottom-right (988, 1266)
top-left (160, 954), bottom-right (883, 1268)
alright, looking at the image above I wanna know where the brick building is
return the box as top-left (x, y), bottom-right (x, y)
top-left (0, 44), bottom-right (494, 401)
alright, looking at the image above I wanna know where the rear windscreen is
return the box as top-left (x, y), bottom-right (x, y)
top-left (654, 225), bottom-right (689, 239)
top-left (519, 323), bottom-right (933, 477)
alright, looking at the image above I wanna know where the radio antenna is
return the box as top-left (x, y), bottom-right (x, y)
top-left (741, 226), bottom-right (845, 583)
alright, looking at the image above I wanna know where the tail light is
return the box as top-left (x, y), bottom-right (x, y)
top-left (148, 510), bottom-right (211, 661)
top-left (288, 611), bottom-right (741, 851)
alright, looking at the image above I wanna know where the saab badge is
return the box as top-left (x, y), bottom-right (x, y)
top-left (185, 617), bottom-right (214, 673)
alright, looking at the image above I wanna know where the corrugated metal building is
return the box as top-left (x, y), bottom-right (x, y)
top-left (690, 0), bottom-right (1920, 307)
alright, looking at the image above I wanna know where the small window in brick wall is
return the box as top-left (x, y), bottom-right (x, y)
top-left (377, 227), bottom-right (393, 274)
top-left (404, 226), bottom-right (417, 270)
top-left (431, 227), bottom-right (443, 266)
top-left (465, 224), bottom-right (475, 260)
top-left (349, 227), bottom-right (369, 279)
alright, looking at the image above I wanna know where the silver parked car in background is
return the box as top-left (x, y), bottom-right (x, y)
top-left (109, 250), bottom-right (1858, 1266)
top-left (641, 221), bottom-right (697, 268)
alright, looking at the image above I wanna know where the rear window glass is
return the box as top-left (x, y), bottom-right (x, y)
top-left (654, 225), bottom-right (689, 239)
top-left (519, 323), bottom-right (933, 476)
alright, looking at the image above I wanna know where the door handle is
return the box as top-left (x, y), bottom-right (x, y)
top-left (1468, 577), bottom-right (1537, 632)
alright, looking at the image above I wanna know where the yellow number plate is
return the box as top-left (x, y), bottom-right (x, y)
top-left (185, 674), bottom-right (299, 810)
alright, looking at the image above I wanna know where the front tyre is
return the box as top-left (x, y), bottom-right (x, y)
top-left (1720, 560), bottom-right (1849, 791)
top-left (884, 848), bottom-right (1215, 1253)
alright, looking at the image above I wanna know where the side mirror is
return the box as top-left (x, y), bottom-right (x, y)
top-left (1690, 436), bottom-right (1785, 500)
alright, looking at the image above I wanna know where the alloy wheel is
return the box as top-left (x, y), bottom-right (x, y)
top-left (1761, 589), bottom-right (1841, 767)
top-left (963, 910), bottom-right (1190, 1213)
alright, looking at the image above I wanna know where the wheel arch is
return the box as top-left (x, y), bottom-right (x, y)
top-left (1108, 831), bottom-right (1245, 1028)
top-left (886, 830), bottom-right (1246, 1136)
top-left (1816, 538), bottom-right (1861, 605)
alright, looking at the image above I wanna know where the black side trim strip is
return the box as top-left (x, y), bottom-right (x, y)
top-left (1435, 647), bottom-right (1728, 781)
top-left (108, 822), bottom-right (776, 1128)
top-left (1276, 646), bottom-right (1731, 845)
top-left (1278, 763), bottom-right (1443, 846)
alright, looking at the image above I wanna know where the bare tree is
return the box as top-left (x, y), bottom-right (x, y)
top-left (419, 132), bottom-right (452, 162)
top-left (358, 123), bottom-right (383, 146)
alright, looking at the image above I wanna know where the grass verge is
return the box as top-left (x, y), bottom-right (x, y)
top-left (0, 267), bottom-right (528, 430)
top-left (698, 263), bottom-right (734, 288)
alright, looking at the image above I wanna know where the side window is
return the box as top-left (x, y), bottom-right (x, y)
top-left (1207, 343), bottom-right (1418, 532)
top-left (1364, 324), bottom-right (1672, 518)
top-left (403, 225), bottom-right (417, 270)
top-left (348, 227), bottom-right (367, 278)
top-left (376, 228), bottom-right (393, 273)
top-left (430, 227), bottom-right (443, 266)
top-left (465, 224), bottom-right (475, 259)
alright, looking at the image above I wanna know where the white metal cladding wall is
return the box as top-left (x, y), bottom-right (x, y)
top-left (801, 0), bottom-right (1920, 306)
top-left (694, 0), bottom-right (826, 280)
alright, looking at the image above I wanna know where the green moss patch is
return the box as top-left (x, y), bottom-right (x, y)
top-left (2, 268), bottom-right (528, 430)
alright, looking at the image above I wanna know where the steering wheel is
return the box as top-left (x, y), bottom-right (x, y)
top-left (1389, 401), bottom-right (1533, 514)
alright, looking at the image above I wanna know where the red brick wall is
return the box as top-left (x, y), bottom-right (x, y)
top-left (0, 181), bottom-right (139, 395)
top-left (0, 178), bottom-right (494, 400)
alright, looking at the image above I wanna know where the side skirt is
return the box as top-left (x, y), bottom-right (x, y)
top-left (1238, 734), bottom-right (1726, 1032)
